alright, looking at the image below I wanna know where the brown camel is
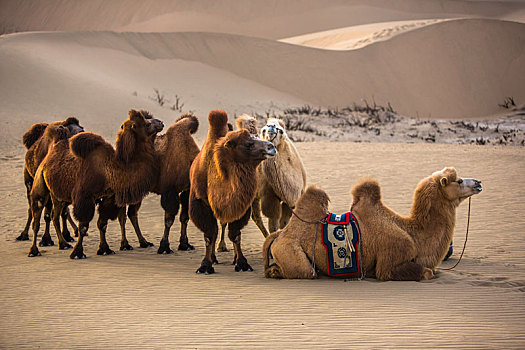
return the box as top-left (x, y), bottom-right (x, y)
top-left (119, 113), bottom-right (200, 254)
top-left (28, 110), bottom-right (159, 259)
top-left (215, 113), bottom-right (269, 252)
top-left (263, 167), bottom-right (482, 281)
top-left (189, 110), bottom-right (277, 274)
top-left (17, 117), bottom-right (84, 244)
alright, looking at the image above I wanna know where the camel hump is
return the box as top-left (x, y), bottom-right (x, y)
top-left (70, 132), bottom-right (109, 158)
top-left (208, 109), bottom-right (228, 129)
top-left (351, 177), bottom-right (382, 204)
top-left (176, 113), bottom-right (199, 134)
top-left (22, 123), bottom-right (48, 149)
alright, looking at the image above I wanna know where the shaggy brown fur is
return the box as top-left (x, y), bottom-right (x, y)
top-left (28, 110), bottom-right (158, 259)
top-left (190, 110), bottom-right (276, 274)
top-left (263, 168), bottom-right (482, 281)
top-left (119, 113), bottom-right (200, 253)
top-left (17, 117), bottom-right (84, 244)
top-left (216, 114), bottom-right (268, 252)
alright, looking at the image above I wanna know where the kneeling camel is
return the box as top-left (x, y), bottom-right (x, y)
top-left (263, 167), bottom-right (482, 281)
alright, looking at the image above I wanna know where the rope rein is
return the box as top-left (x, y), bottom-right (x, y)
top-left (440, 197), bottom-right (471, 271)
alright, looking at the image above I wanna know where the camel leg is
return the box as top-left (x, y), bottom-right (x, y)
top-left (128, 202), bottom-right (153, 248)
top-left (67, 208), bottom-right (80, 237)
top-left (61, 206), bottom-right (75, 242)
top-left (177, 190), bottom-right (194, 251)
top-left (118, 207), bottom-right (133, 251)
top-left (261, 192), bottom-right (281, 233)
top-left (158, 190), bottom-right (180, 254)
top-left (190, 194), bottom-right (218, 274)
top-left (388, 261), bottom-right (434, 281)
top-left (96, 214), bottom-right (115, 256)
top-left (216, 223), bottom-right (228, 252)
top-left (279, 202), bottom-right (293, 229)
top-left (17, 169), bottom-right (33, 241)
top-left (50, 196), bottom-right (72, 250)
top-left (96, 197), bottom-right (119, 256)
top-left (271, 238), bottom-right (317, 279)
top-left (70, 223), bottom-right (88, 259)
top-left (39, 201), bottom-right (54, 247)
top-left (28, 196), bottom-right (45, 257)
top-left (228, 207), bottom-right (252, 272)
top-left (251, 196), bottom-right (269, 238)
top-left (28, 171), bottom-right (49, 256)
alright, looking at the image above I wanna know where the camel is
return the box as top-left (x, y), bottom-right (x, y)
top-left (216, 116), bottom-right (306, 252)
top-left (17, 117), bottom-right (84, 245)
top-left (119, 113), bottom-right (200, 254)
top-left (215, 114), bottom-right (269, 251)
top-left (256, 118), bottom-right (307, 233)
top-left (189, 110), bottom-right (277, 274)
top-left (28, 110), bottom-right (159, 259)
top-left (263, 167), bottom-right (482, 281)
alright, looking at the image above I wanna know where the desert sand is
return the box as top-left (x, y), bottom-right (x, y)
top-left (1, 0), bottom-right (524, 348)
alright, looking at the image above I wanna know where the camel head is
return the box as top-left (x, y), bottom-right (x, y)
top-left (221, 129), bottom-right (277, 163)
top-left (61, 117), bottom-right (84, 136)
top-left (138, 110), bottom-right (164, 136)
top-left (433, 167), bottom-right (482, 203)
top-left (115, 109), bottom-right (152, 163)
top-left (236, 114), bottom-right (258, 137)
top-left (260, 118), bottom-right (287, 147)
top-left (47, 124), bottom-right (70, 143)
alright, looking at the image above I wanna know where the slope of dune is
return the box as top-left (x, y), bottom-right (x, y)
top-left (1, 18), bottom-right (523, 142)
top-left (1, 0), bottom-right (524, 37)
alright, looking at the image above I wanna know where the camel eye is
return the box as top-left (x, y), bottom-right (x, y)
top-left (246, 142), bottom-right (254, 149)
top-left (278, 129), bottom-right (283, 134)
top-left (457, 179), bottom-right (463, 184)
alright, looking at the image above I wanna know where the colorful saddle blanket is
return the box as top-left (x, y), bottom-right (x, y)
top-left (322, 212), bottom-right (362, 278)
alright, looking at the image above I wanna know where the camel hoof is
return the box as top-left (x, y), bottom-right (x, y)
top-left (16, 233), bottom-right (29, 241)
top-left (139, 241), bottom-right (154, 248)
top-left (178, 242), bottom-right (195, 251)
top-left (423, 268), bottom-right (434, 280)
top-left (157, 240), bottom-right (173, 254)
top-left (97, 246), bottom-right (115, 256)
top-left (216, 244), bottom-right (228, 252)
top-left (28, 247), bottom-right (41, 257)
top-left (59, 243), bottom-right (72, 250)
top-left (70, 249), bottom-right (86, 259)
top-left (120, 243), bottom-right (134, 251)
top-left (63, 232), bottom-right (75, 243)
top-left (234, 257), bottom-right (253, 272)
top-left (39, 237), bottom-right (54, 247)
top-left (196, 260), bottom-right (215, 275)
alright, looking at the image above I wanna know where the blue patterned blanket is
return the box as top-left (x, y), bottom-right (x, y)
top-left (322, 212), bottom-right (362, 278)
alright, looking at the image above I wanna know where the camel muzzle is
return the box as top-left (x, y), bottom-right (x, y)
top-left (264, 141), bottom-right (277, 157)
top-left (465, 178), bottom-right (482, 193)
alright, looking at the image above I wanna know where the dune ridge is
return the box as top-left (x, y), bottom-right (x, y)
top-left (1, 18), bottom-right (523, 128)
top-left (1, 0), bottom-right (524, 37)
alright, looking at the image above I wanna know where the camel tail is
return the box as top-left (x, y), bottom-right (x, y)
top-left (22, 123), bottom-right (48, 149)
top-left (70, 132), bottom-right (109, 158)
top-left (351, 177), bottom-right (382, 204)
top-left (263, 231), bottom-right (283, 279)
top-left (176, 113), bottom-right (199, 134)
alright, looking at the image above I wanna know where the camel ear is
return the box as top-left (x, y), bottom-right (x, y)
top-left (224, 138), bottom-right (237, 149)
top-left (440, 177), bottom-right (448, 187)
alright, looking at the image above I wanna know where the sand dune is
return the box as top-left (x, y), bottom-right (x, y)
top-left (1, 18), bottom-right (523, 145)
top-left (1, 0), bottom-right (524, 37)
